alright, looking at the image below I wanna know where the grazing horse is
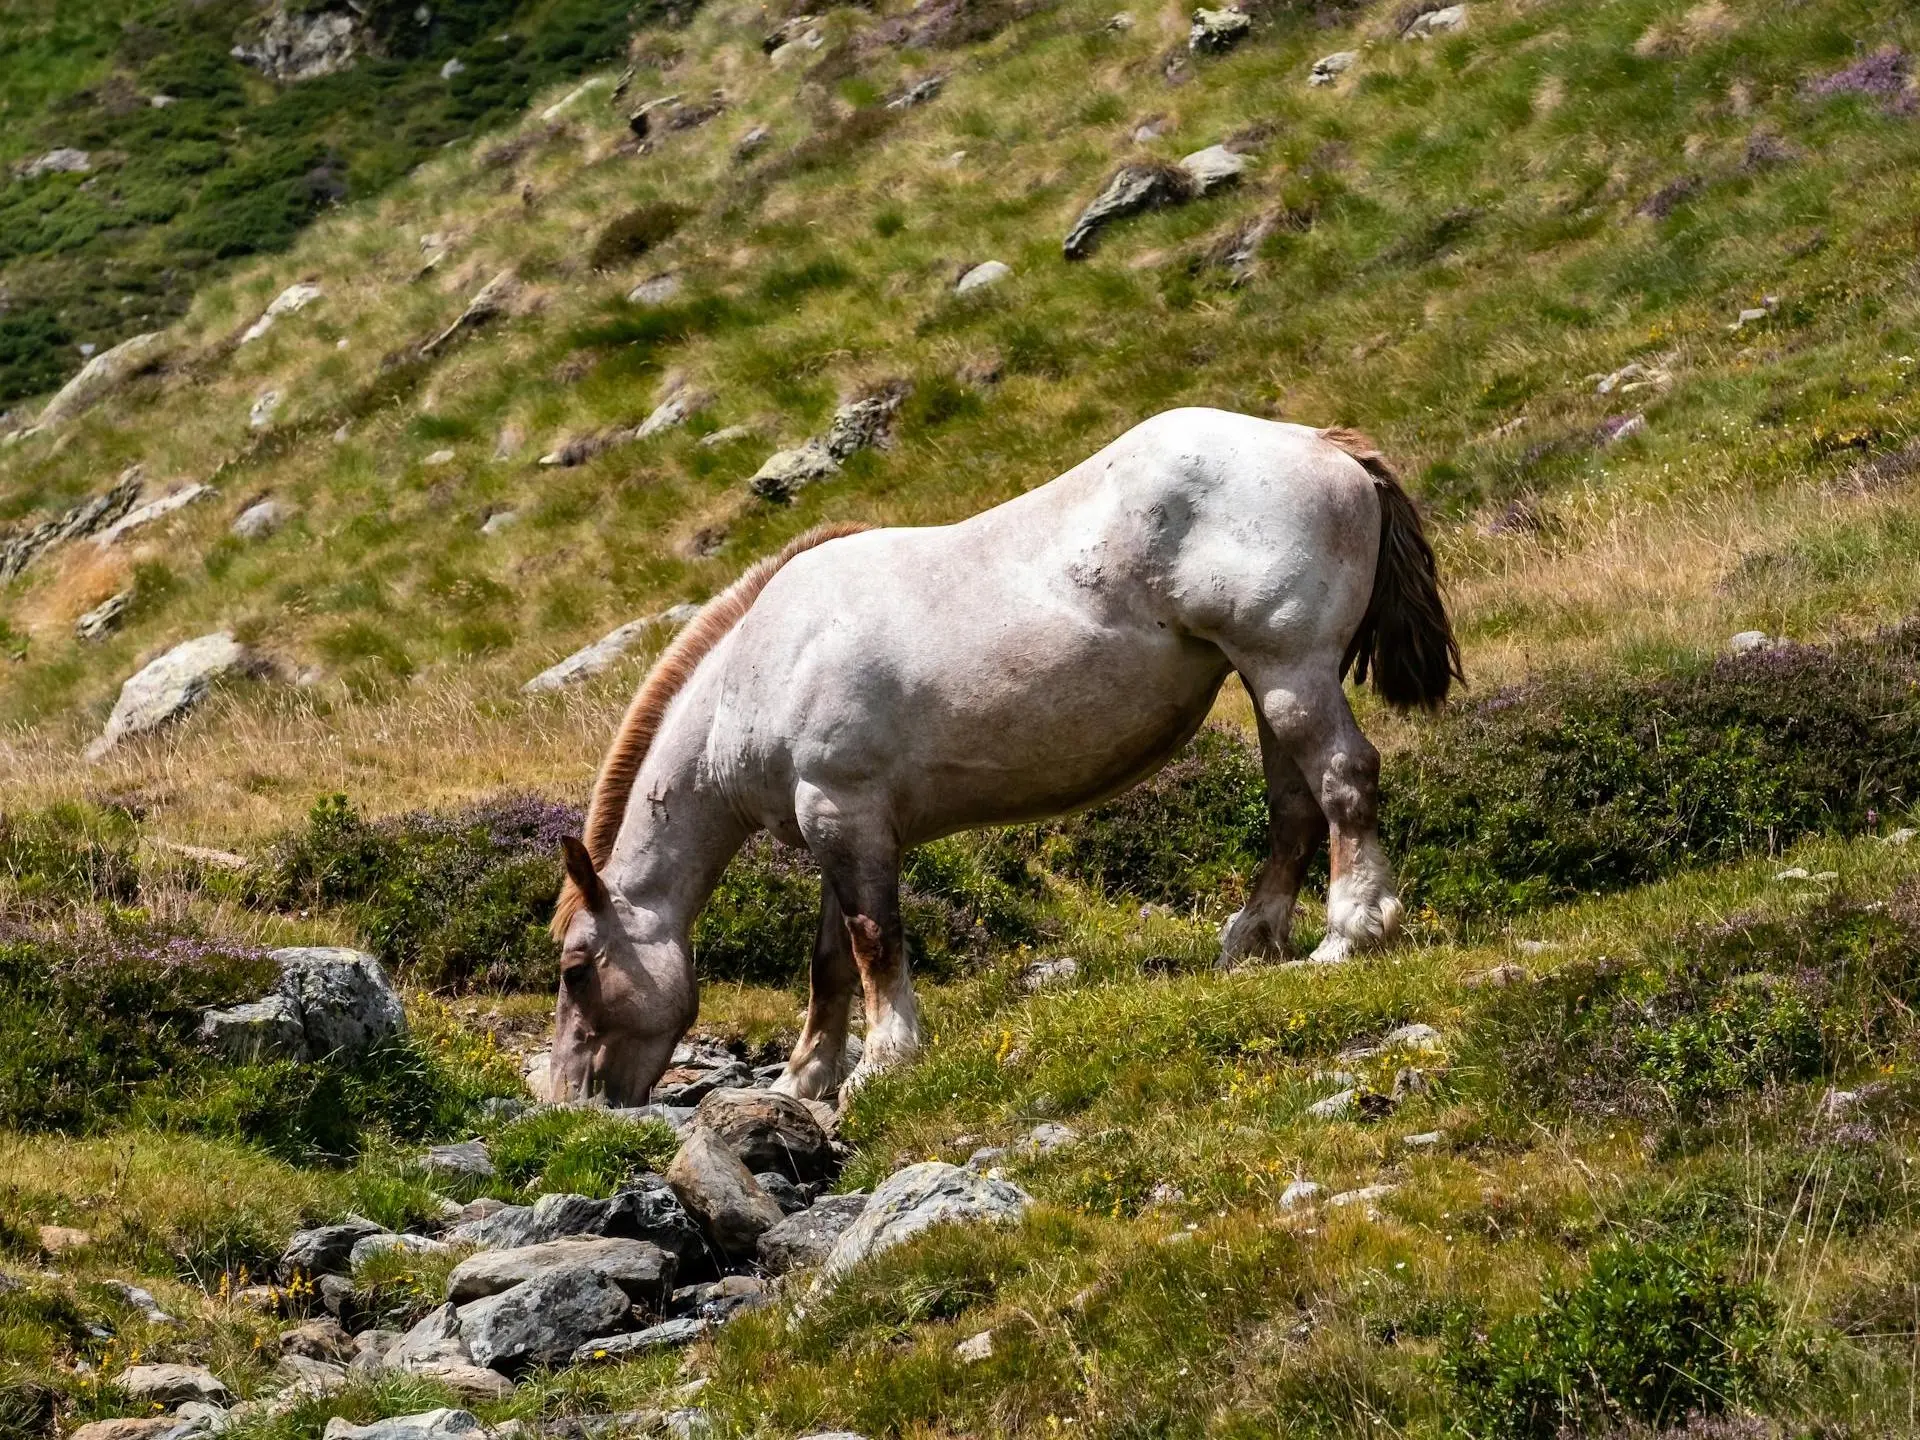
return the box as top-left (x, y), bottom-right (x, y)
top-left (547, 408), bottom-right (1460, 1105)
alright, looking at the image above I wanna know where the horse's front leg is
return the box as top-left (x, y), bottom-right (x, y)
top-left (771, 884), bottom-right (858, 1101)
top-left (840, 911), bottom-right (922, 1091)
top-left (1218, 707), bottom-right (1328, 968)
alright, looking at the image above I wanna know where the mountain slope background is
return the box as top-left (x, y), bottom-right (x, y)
top-left (7, 0), bottom-right (1920, 1435)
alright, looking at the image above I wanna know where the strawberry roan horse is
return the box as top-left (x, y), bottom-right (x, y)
top-left (547, 408), bottom-right (1460, 1105)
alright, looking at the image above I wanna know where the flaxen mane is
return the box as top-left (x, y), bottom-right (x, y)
top-left (551, 521), bottom-right (870, 940)
top-left (1320, 426), bottom-right (1463, 711)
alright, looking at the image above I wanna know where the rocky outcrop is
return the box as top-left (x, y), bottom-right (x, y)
top-left (273, 947), bottom-right (408, 1058)
top-left (240, 283), bottom-right (324, 344)
top-left (280, 1218), bottom-right (387, 1281)
top-left (196, 994), bottom-right (308, 1063)
top-left (693, 1089), bottom-right (835, 1181)
top-left (457, 1268), bottom-right (633, 1372)
top-left (0, 469), bottom-right (141, 581)
top-left (445, 1238), bottom-right (675, 1310)
top-left (521, 604), bottom-right (701, 694)
top-left (666, 1128), bottom-right (785, 1259)
top-left (87, 632), bottom-right (249, 760)
top-left (94, 484), bottom-right (215, 548)
top-left (233, 8), bottom-right (361, 82)
top-left (423, 271), bottom-right (517, 354)
top-left (1188, 7), bottom-right (1251, 52)
top-left (16, 148), bottom-right (91, 180)
top-left (818, 1163), bottom-right (1030, 1286)
top-left (74, 589), bottom-right (134, 642)
top-left (750, 384), bottom-right (911, 501)
top-left (748, 441), bottom-right (839, 502)
top-left (1063, 165), bottom-right (1194, 259)
top-left (36, 333), bottom-right (168, 429)
top-left (757, 1193), bottom-right (869, 1275)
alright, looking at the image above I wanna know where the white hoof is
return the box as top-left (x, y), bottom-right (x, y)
top-left (1307, 932), bottom-right (1355, 965)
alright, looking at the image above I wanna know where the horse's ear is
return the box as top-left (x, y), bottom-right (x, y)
top-left (560, 836), bottom-right (610, 912)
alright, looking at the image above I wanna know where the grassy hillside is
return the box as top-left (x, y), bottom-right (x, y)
top-left (6, 0), bottom-right (1920, 1434)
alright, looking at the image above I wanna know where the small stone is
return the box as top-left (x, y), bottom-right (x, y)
top-left (117, 1364), bottom-right (230, 1408)
top-left (1382, 1023), bottom-right (1444, 1053)
top-left (733, 126), bottom-right (772, 161)
top-left (275, 1353), bottom-right (349, 1396)
top-left (1326, 1183), bottom-right (1398, 1208)
top-left (103, 1281), bottom-right (173, 1325)
top-left (573, 1316), bottom-right (708, 1364)
top-left (1884, 828), bottom-right (1917, 846)
top-left (423, 448), bottom-right (456, 467)
top-left (1279, 1179), bottom-right (1321, 1211)
top-left (1730, 307), bottom-right (1770, 331)
top-left (1019, 957), bottom-right (1079, 992)
top-left (18, 147), bottom-right (92, 179)
top-left (956, 260), bottom-right (1011, 294)
top-left (249, 390), bottom-right (283, 429)
top-left (756, 1193), bottom-right (870, 1275)
top-left (629, 272), bottom-right (683, 305)
top-left (1188, 7), bottom-right (1251, 53)
top-left (1598, 412), bottom-right (1646, 445)
top-left (1306, 1090), bottom-right (1355, 1120)
top-left (754, 1172), bottom-right (810, 1214)
top-left (75, 588), bottom-right (134, 642)
top-left (1022, 1122), bottom-right (1079, 1157)
top-left (1402, 4), bottom-right (1467, 39)
top-left (239, 283), bottom-right (324, 345)
top-left (351, 1232), bottom-right (448, 1269)
top-left (955, 1329), bottom-right (994, 1363)
top-left (1774, 867), bottom-right (1811, 882)
top-left (1106, 11), bottom-right (1134, 28)
top-left (1063, 165), bottom-right (1192, 260)
top-left (1390, 1068), bottom-right (1433, 1102)
top-left (231, 498), bottom-right (289, 540)
top-left (748, 441), bottom-right (839, 502)
top-left (697, 424), bottom-right (754, 448)
top-left (1729, 630), bottom-right (1772, 654)
top-left (481, 509), bottom-right (518, 536)
top-left (440, 57), bottom-right (465, 78)
top-left (281, 1317), bottom-right (353, 1362)
top-left (1466, 963), bottom-right (1530, 989)
top-left (1179, 144), bottom-right (1246, 196)
top-left (887, 74), bottom-right (946, 110)
top-left (279, 1217), bottom-right (387, 1281)
top-left (1402, 1131), bottom-right (1444, 1148)
top-left (1310, 50), bottom-right (1356, 85)
top-left (423, 270), bottom-right (517, 354)
top-left (68, 1422), bottom-right (180, 1440)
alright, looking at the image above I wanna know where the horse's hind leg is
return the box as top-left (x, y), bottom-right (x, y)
top-left (1236, 659), bottom-right (1402, 965)
top-left (1218, 708), bottom-right (1329, 968)
top-left (771, 884), bottom-right (857, 1101)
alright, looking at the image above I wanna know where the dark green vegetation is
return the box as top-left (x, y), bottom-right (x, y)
top-left (0, 0), bottom-right (673, 406)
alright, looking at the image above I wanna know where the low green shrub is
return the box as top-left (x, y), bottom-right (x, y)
top-left (587, 202), bottom-right (691, 270)
top-left (1439, 1241), bottom-right (1807, 1440)
top-left (0, 802), bottom-right (140, 911)
top-left (1383, 625), bottom-right (1920, 917)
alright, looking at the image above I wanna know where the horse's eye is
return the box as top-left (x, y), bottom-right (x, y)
top-left (561, 957), bottom-right (594, 990)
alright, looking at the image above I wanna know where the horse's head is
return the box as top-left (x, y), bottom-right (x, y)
top-left (548, 836), bottom-right (697, 1107)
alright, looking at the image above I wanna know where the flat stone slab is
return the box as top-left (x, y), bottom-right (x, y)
top-left (445, 1237), bottom-right (675, 1308)
top-left (571, 1317), bottom-right (708, 1363)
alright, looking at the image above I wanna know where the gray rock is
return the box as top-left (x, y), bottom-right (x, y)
top-left (231, 498), bottom-right (289, 540)
top-left (1383, 1022), bottom-right (1444, 1053)
top-left (1306, 1089), bottom-right (1356, 1119)
top-left (279, 1217), bottom-right (386, 1280)
top-left (117, 1364), bottom-right (229, 1408)
top-left (103, 1281), bottom-right (174, 1325)
top-left (94, 484), bottom-right (216, 549)
top-left (197, 994), bottom-right (308, 1063)
top-left (733, 126), bottom-right (772, 162)
top-left (571, 1317), bottom-right (707, 1363)
top-left (350, 1232), bottom-right (448, 1269)
top-left (693, 1088), bottom-right (835, 1181)
top-left (955, 260), bottom-right (1011, 294)
top-left (825, 383), bottom-right (910, 461)
top-left (1279, 1179), bottom-right (1321, 1211)
top-left (239, 284), bottom-right (324, 345)
top-left (234, 8), bottom-right (361, 82)
top-left (667, 1128), bottom-right (785, 1258)
top-left (2, 470), bottom-right (142, 582)
top-left (1188, 6), bottom-right (1250, 52)
top-left (424, 271), bottom-right (517, 354)
top-left (440, 58), bottom-right (465, 79)
top-left (271, 947), bottom-right (406, 1059)
top-left (1729, 630), bottom-right (1772, 654)
top-left (1402, 4), bottom-right (1466, 39)
top-left (17, 147), bottom-right (92, 179)
top-left (964, 1146), bottom-right (1006, 1173)
top-left (422, 1140), bottom-right (495, 1184)
top-left (448, 1181), bottom-right (706, 1271)
top-left (754, 1172), bottom-right (809, 1214)
top-left (321, 1410), bottom-right (483, 1440)
top-left (1063, 166), bottom-right (1191, 260)
top-left (521, 611), bottom-right (690, 693)
top-left (248, 390), bottom-right (283, 429)
top-left (662, 1411), bottom-right (713, 1440)
top-left (628, 273), bottom-right (682, 305)
top-left (37, 333), bottom-right (168, 429)
top-left (697, 424), bottom-right (754, 448)
top-left (1310, 50), bottom-right (1356, 85)
top-left (87, 631), bottom-right (246, 760)
top-left (1402, 1130), bottom-right (1444, 1148)
top-left (480, 509), bottom-right (518, 536)
top-left (275, 1353), bottom-right (348, 1396)
top-left (635, 389), bottom-right (708, 440)
top-left (1326, 1183), bottom-right (1398, 1208)
top-left (1019, 956), bottom-right (1079, 991)
top-left (385, 1304), bottom-right (473, 1370)
top-left (749, 440), bottom-right (839, 502)
top-left (818, 1164), bottom-right (1029, 1285)
top-left (756, 1192), bottom-right (870, 1275)
top-left (281, 1317), bottom-right (353, 1362)
top-left (445, 1237), bottom-right (675, 1310)
top-left (1180, 144), bottom-right (1246, 196)
top-left (887, 74), bottom-right (945, 109)
top-left (456, 1267), bottom-right (634, 1371)
top-left (406, 1363), bottom-right (513, 1403)
top-left (1022, 1122), bottom-right (1079, 1157)
top-left (652, 1060), bottom-right (755, 1107)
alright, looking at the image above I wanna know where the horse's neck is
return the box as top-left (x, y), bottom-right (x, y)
top-left (603, 676), bottom-right (751, 938)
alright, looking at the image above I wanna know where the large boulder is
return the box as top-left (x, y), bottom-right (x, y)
top-left (666, 1128), bottom-right (785, 1259)
top-left (693, 1089), bottom-right (834, 1181)
top-left (421, 1140), bottom-right (495, 1186)
top-left (456, 1268), bottom-right (634, 1372)
top-left (37, 333), bottom-right (168, 429)
top-left (115, 1364), bottom-right (229, 1408)
top-left (445, 1237), bottom-right (675, 1310)
top-left (271, 947), bottom-right (406, 1058)
top-left (385, 1304), bottom-right (473, 1370)
top-left (87, 633), bottom-right (248, 760)
top-left (756, 1193), bottom-right (870, 1275)
top-left (818, 1163), bottom-right (1029, 1286)
top-left (278, 1217), bottom-right (386, 1281)
top-left (1063, 165), bottom-right (1193, 260)
top-left (196, 994), bottom-right (307, 1063)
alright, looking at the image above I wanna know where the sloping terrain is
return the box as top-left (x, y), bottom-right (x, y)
top-left (5, 0), bottom-right (1920, 1435)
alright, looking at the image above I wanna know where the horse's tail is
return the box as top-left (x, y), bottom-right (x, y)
top-left (1322, 428), bottom-right (1462, 712)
